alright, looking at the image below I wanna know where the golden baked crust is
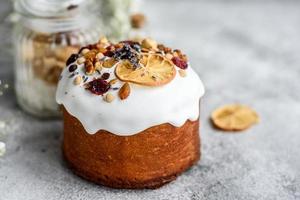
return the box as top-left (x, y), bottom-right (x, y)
top-left (63, 108), bottom-right (201, 189)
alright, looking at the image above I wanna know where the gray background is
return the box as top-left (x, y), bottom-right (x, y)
top-left (0, 0), bottom-right (300, 199)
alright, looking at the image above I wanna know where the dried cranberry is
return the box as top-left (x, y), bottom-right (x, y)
top-left (86, 79), bottom-right (110, 95)
top-left (68, 64), bottom-right (77, 72)
top-left (171, 57), bottom-right (188, 69)
top-left (101, 73), bottom-right (110, 80)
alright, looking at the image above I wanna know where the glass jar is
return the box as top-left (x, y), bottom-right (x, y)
top-left (13, 0), bottom-right (102, 118)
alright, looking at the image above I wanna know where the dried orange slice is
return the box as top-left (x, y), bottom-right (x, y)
top-left (211, 104), bottom-right (259, 131)
top-left (115, 53), bottom-right (176, 86)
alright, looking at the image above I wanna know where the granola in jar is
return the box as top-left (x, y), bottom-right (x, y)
top-left (13, 0), bottom-right (102, 118)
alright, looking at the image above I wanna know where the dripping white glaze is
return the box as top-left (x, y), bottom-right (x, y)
top-left (56, 60), bottom-right (205, 136)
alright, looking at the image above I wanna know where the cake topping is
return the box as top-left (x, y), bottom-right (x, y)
top-left (86, 78), bottom-right (110, 95)
top-left (63, 37), bottom-right (192, 100)
top-left (119, 82), bottom-right (131, 100)
top-left (56, 37), bottom-right (205, 135)
top-left (115, 54), bottom-right (176, 86)
top-left (104, 93), bottom-right (115, 103)
top-left (178, 69), bottom-right (187, 77)
top-left (74, 76), bottom-right (82, 85)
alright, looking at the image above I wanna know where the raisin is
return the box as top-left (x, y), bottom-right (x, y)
top-left (101, 73), bottom-right (110, 80)
top-left (68, 64), bottom-right (77, 72)
top-left (66, 54), bottom-right (79, 66)
top-left (104, 51), bottom-right (114, 57)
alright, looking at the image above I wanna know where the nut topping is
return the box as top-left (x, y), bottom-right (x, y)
top-left (119, 82), bottom-right (131, 100)
top-left (66, 37), bottom-right (191, 101)
top-left (178, 69), bottom-right (187, 77)
top-left (141, 38), bottom-right (158, 50)
top-left (104, 93), bottom-right (115, 103)
top-left (74, 76), bottom-right (82, 85)
top-left (77, 57), bottom-right (86, 64)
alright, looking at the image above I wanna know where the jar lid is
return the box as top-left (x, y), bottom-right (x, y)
top-left (14, 0), bottom-right (93, 18)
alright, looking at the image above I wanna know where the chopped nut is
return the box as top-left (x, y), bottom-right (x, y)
top-left (84, 50), bottom-right (96, 60)
top-left (85, 61), bottom-right (95, 75)
top-left (119, 82), bottom-right (131, 100)
top-left (99, 36), bottom-right (109, 44)
top-left (74, 76), bottom-right (82, 85)
top-left (96, 52), bottom-right (104, 59)
top-left (174, 49), bottom-right (182, 55)
top-left (98, 47), bottom-right (107, 54)
top-left (104, 93), bottom-right (115, 103)
top-left (109, 78), bottom-right (118, 85)
top-left (158, 44), bottom-right (172, 53)
top-left (181, 54), bottom-right (188, 62)
top-left (173, 51), bottom-right (179, 57)
top-left (94, 62), bottom-right (102, 70)
top-left (81, 48), bottom-right (90, 55)
top-left (141, 38), bottom-right (158, 50)
top-left (178, 69), bottom-right (187, 77)
top-left (77, 57), bottom-right (86, 64)
top-left (130, 13), bottom-right (146, 29)
top-left (165, 53), bottom-right (173, 60)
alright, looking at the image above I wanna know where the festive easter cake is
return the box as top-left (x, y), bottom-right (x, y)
top-left (56, 37), bottom-right (205, 189)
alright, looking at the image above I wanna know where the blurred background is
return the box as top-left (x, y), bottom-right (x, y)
top-left (0, 0), bottom-right (300, 199)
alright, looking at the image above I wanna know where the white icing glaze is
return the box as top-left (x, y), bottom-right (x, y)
top-left (56, 60), bottom-right (205, 136)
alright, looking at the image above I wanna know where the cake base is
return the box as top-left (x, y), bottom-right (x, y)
top-left (63, 109), bottom-right (200, 189)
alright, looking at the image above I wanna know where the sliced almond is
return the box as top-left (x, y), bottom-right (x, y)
top-left (119, 82), bottom-right (131, 100)
top-left (211, 104), bottom-right (259, 131)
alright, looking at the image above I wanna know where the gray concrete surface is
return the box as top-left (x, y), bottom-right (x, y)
top-left (0, 1), bottom-right (300, 199)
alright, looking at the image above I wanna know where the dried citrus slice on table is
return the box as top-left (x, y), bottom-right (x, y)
top-left (211, 104), bottom-right (259, 131)
top-left (115, 53), bottom-right (176, 86)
